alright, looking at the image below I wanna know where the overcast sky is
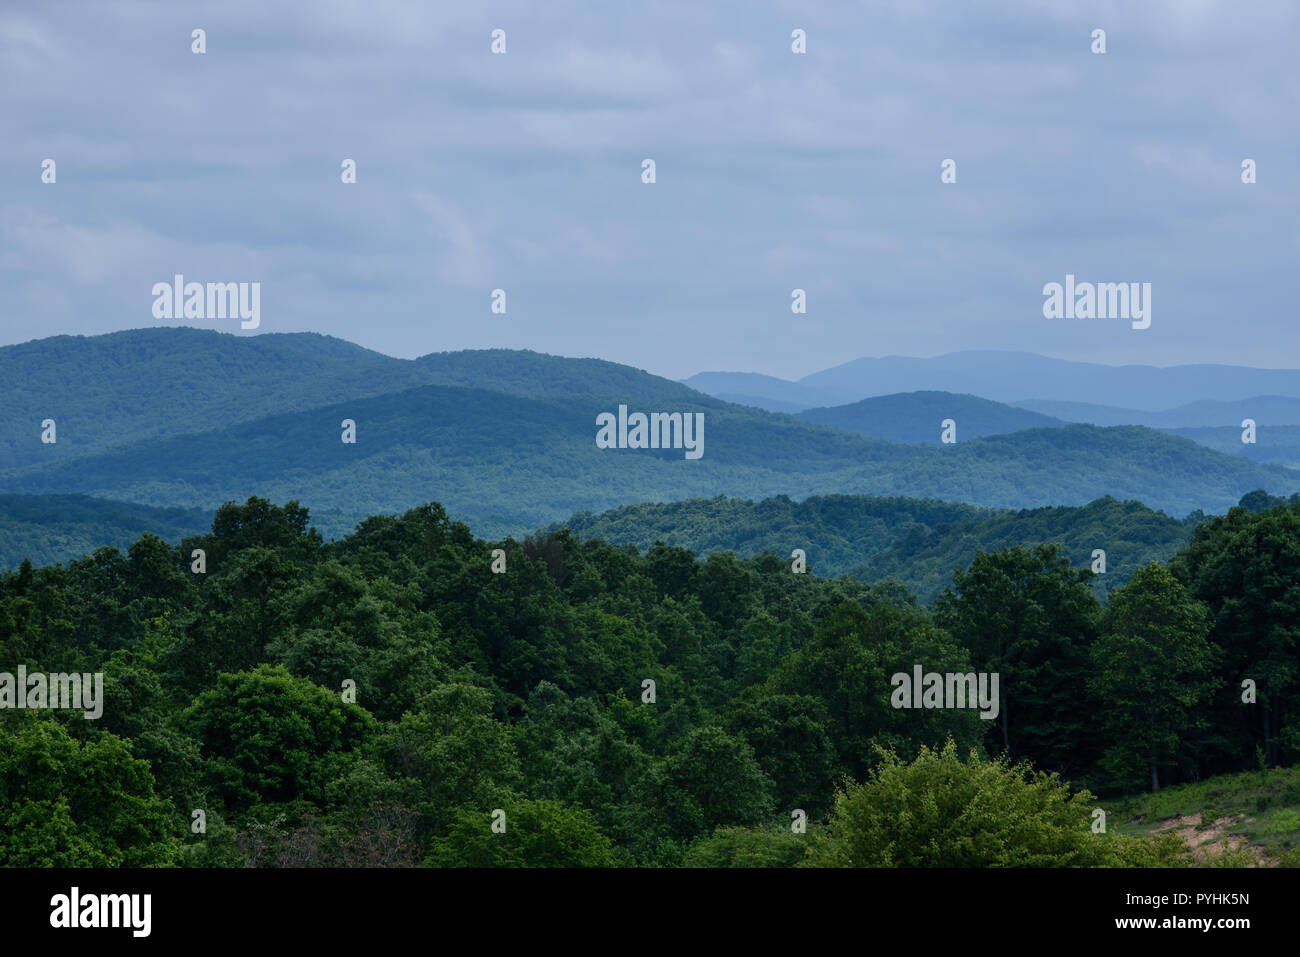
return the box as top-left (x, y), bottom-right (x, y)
top-left (2, 0), bottom-right (1297, 380)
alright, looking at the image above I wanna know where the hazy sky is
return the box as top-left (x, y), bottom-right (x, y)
top-left (2, 0), bottom-right (1297, 380)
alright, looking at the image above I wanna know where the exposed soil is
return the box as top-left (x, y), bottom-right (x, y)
top-left (1153, 812), bottom-right (1274, 866)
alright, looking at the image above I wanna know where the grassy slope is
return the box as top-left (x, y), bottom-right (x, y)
top-left (1110, 766), bottom-right (1300, 866)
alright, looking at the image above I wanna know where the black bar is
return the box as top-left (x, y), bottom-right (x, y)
top-left (0, 866), bottom-right (1278, 944)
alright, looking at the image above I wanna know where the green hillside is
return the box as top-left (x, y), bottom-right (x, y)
top-left (553, 494), bottom-right (992, 576)
top-left (2, 393), bottom-right (1294, 539)
top-left (0, 494), bottom-right (211, 569)
top-left (553, 493), bottom-right (1196, 602)
top-left (1163, 425), bottom-right (1300, 468)
top-left (856, 496), bottom-right (1197, 602)
top-left (858, 425), bottom-right (1299, 516)
top-left (0, 329), bottom-right (713, 471)
top-left (416, 349), bottom-right (706, 403)
top-left (1110, 765), bottom-right (1300, 866)
top-left (0, 382), bottom-right (914, 538)
top-left (0, 328), bottom-right (429, 469)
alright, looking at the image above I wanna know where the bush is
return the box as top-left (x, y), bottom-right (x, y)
top-left (802, 739), bottom-right (1175, 868)
top-left (424, 799), bottom-right (619, 868)
top-left (684, 826), bottom-right (809, 868)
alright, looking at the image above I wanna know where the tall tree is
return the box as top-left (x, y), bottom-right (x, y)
top-left (1172, 504), bottom-right (1300, 767)
top-left (933, 544), bottom-right (1101, 774)
top-left (1089, 563), bottom-right (1215, 791)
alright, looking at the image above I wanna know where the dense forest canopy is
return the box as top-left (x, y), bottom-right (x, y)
top-left (3, 493), bottom-right (1299, 867)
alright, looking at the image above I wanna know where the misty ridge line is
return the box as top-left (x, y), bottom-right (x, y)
top-left (684, 349), bottom-right (1300, 414)
top-left (11, 328), bottom-right (1300, 399)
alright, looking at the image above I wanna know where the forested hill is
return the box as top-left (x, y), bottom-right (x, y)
top-left (0, 382), bottom-right (909, 539)
top-left (0, 328), bottom-right (428, 468)
top-left (855, 497), bottom-right (1199, 601)
top-left (3, 411), bottom-right (1293, 544)
top-left (796, 391), bottom-right (1065, 443)
top-left (0, 494), bottom-right (211, 569)
top-left (0, 328), bottom-right (709, 470)
top-left (554, 493), bottom-right (990, 563)
top-left (0, 490), bottom-right (1193, 591)
top-left (0, 489), bottom-right (1205, 604)
top-left (552, 493), bottom-right (1197, 600)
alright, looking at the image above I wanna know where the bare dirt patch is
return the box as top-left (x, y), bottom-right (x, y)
top-left (1153, 812), bottom-right (1274, 866)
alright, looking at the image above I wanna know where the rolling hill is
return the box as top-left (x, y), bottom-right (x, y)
top-left (712, 393), bottom-right (812, 414)
top-left (0, 493), bottom-right (210, 569)
top-left (0, 328), bottom-right (428, 469)
top-left (551, 493), bottom-right (1197, 602)
top-left (1, 392), bottom-right (1292, 540)
top-left (1162, 425), bottom-right (1300, 468)
top-left (552, 493), bottom-right (993, 573)
top-left (0, 328), bottom-right (702, 471)
top-left (853, 496), bottom-right (1197, 601)
top-left (0, 378), bottom-right (916, 538)
top-left (796, 392), bottom-right (1065, 443)
top-left (855, 425), bottom-right (1297, 515)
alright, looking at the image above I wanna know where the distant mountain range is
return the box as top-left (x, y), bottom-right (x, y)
top-left (789, 392), bottom-right (1300, 466)
top-left (1, 330), bottom-right (1298, 565)
top-left (686, 351), bottom-right (1300, 413)
top-left (689, 354), bottom-right (1300, 466)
